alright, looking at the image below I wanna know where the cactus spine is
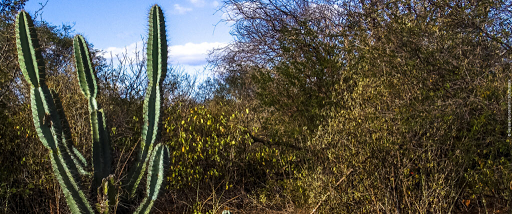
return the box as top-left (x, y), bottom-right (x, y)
top-left (134, 144), bottom-right (170, 214)
top-left (74, 34), bottom-right (112, 193)
top-left (126, 4), bottom-right (168, 198)
top-left (16, 5), bottom-right (169, 213)
top-left (16, 10), bottom-right (94, 213)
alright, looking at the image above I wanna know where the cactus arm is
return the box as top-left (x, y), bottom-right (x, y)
top-left (17, 11), bottom-right (93, 214)
top-left (74, 35), bottom-right (97, 99)
top-left (61, 128), bottom-right (90, 176)
top-left (96, 108), bottom-right (111, 177)
top-left (15, 10), bottom-right (43, 88)
top-left (90, 108), bottom-right (112, 192)
top-left (52, 89), bottom-right (90, 175)
top-left (50, 150), bottom-right (95, 214)
top-left (74, 35), bottom-right (112, 192)
top-left (96, 175), bottom-right (119, 214)
top-left (133, 144), bottom-right (169, 214)
top-left (30, 87), bottom-right (57, 150)
top-left (126, 4), bottom-right (167, 197)
top-left (34, 87), bottom-right (93, 213)
top-left (16, 10), bottom-right (56, 151)
top-left (72, 146), bottom-right (89, 171)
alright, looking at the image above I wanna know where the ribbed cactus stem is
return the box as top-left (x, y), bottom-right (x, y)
top-left (15, 10), bottom-right (44, 88)
top-left (134, 144), bottom-right (169, 214)
top-left (74, 34), bottom-right (112, 194)
top-left (50, 150), bottom-right (94, 214)
top-left (96, 175), bottom-right (119, 214)
top-left (127, 4), bottom-right (168, 197)
top-left (74, 35), bottom-right (97, 98)
top-left (52, 89), bottom-right (89, 176)
top-left (16, 5), bottom-right (170, 214)
top-left (16, 11), bottom-right (93, 214)
top-left (30, 87), bottom-right (57, 150)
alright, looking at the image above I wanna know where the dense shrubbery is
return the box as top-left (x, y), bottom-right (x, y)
top-left (208, 0), bottom-right (511, 213)
top-left (1, 0), bottom-right (511, 213)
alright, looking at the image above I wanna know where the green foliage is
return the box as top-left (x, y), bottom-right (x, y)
top-left (162, 104), bottom-right (250, 188)
top-left (252, 20), bottom-right (341, 129)
top-left (3, 0), bottom-right (512, 213)
top-left (160, 100), bottom-right (294, 212)
top-left (209, 0), bottom-right (511, 213)
top-left (14, 5), bottom-right (170, 214)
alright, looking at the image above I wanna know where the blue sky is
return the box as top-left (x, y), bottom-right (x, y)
top-left (24, 0), bottom-right (234, 77)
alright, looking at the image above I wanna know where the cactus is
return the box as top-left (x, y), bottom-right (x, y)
top-left (16, 10), bottom-right (94, 213)
top-left (74, 34), bottom-right (112, 193)
top-left (126, 4), bottom-right (168, 198)
top-left (15, 5), bottom-right (170, 214)
top-left (134, 144), bottom-right (170, 214)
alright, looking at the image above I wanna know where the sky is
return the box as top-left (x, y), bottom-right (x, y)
top-left (23, 0), bottom-right (234, 78)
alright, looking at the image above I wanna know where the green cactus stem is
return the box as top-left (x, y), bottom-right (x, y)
top-left (16, 5), bottom-right (170, 213)
top-left (126, 4), bottom-right (168, 197)
top-left (16, 11), bottom-right (94, 214)
top-left (52, 89), bottom-right (90, 176)
top-left (74, 34), bottom-right (112, 194)
top-left (74, 35), bottom-right (97, 99)
top-left (15, 10), bottom-right (43, 88)
top-left (50, 150), bottom-right (94, 213)
top-left (134, 144), bottom-right (169, 214)
top-left (96, 175), bottom-right (119, 214)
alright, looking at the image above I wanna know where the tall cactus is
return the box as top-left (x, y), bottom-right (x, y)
top-left (16, 10), bottom-right (94, 213)
top-left (74, 34), bottom-right (112, 194)
top-left (15, 5), bottom-right (170, 214)
top-left (126, 4), bottom-right (168, 198)
top-left (134, 144), bottom-right (170, 214)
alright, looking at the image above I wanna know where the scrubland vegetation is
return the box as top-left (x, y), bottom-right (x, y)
top-left (0, 0), bottom-right (511, 213)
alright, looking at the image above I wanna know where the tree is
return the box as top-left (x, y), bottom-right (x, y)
top-left (210, 0), bottom-right (349, 150)
top-left (210, 0), bottom-right (511, 212)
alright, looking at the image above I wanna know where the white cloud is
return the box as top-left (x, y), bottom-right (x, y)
top-left (174, 4), bottom-right (192, 14)
top-left (169, 42), bottom-right (227, 66)
top-left (100, 41), bottom-right (227, 81)
top-left (212, 1), bottom-right (219, 7)
top-left (188, 0), bottom-right (206, 7)
top-left (100, 41), bottom-right (228, 68)
top-left (101, 41), bottom-right (144, 60)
